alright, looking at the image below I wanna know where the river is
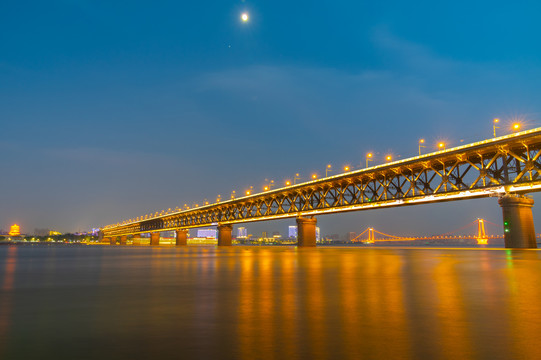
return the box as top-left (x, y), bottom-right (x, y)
top-left (1, 244), bottom-right (540, 359)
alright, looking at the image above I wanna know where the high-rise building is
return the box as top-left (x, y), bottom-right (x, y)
top-left (237, 227), bottom-right (247, 238)
top-left (288, 226), bottom-right (298, 238)
top-left (316, 227), bottom-right (321, 241)
top-left (197, 228), bottom-right (217, 238)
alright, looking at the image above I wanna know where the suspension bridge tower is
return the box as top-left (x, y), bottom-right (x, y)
top-left (477, 219), bottom-right (488, 245)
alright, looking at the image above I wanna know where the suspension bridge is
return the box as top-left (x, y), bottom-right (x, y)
top-left (352, 218), bottom-right (503, 245)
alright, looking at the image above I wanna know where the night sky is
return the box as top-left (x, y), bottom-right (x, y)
top-left (2, 1), bottom-right (541, 236)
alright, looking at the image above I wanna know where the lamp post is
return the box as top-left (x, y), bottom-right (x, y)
top-left (293, 173), bottom-right (301, 184)
top-left (366, 153), bottom-right (373, 168)
top-left (385, 155), bottom-right (392, 162)
top-left (418, 139), bottom-right (426, 156)
top-left (493, 118), bottom-right (500, 137)
top-left (325, 164), bottom-right (332, 177)
top-left (512, 123), bottom-right (521, 132)
top-left (344, 165), bottom-right (350, 172)
top-left (231, 190), bottom-right (236, 200)
top-left (312, 173), bottom-right (318, 180)
top-left (438, 142), bottom-right (446, 151)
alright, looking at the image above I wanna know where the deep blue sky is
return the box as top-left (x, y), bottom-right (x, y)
top-left (2, 1), bottom-right (541, 236)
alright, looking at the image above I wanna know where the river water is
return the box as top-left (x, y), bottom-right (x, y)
top-left (1, 244), bottom-right (541, 360)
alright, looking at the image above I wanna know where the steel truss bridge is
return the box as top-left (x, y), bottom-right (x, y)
top-left (102, 128), bottom-right (541, 238)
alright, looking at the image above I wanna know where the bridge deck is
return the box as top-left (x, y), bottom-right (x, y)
top-left (103, 128), bottom-right (541, 236)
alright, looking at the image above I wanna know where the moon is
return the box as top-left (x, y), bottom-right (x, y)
top-left (241, 13), bottom-right (249, 22)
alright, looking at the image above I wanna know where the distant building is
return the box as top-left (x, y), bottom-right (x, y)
top-left (237, 227), bottom-right (247, 238)
top-left (288, 226), bottom-right (320, 241)
top-left (288, 226), bottom-right (298, 238)
top-left (49, 231), bottom-right (62, 236)
top-left (347, 232), bottom-right (357, 241)
top-left (262, 231), bottom-right (267, 238)
top-left (197, 228), bottom-right (217, 238)
top-left (9, 224), bottom-right (20, 236)
top-left (272, 231), bottom-right (280, 236)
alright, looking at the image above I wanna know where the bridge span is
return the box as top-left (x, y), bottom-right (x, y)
top-left (101, 128), bottom-right (541, 248)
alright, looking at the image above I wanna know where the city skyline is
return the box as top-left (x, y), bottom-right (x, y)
top-left (2, 1), bottom-right (541, 234)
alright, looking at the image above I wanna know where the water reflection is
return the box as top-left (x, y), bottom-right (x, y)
top-left (0, 245), bottom-right (541, 359)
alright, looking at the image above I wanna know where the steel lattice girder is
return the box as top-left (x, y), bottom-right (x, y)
top-left (102, 129), bottom-right (541, 236)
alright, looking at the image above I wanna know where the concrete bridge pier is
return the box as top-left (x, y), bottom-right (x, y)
top-left (150, 232), bottom-right (161, 246)
top-left (131, 234), bottom-right (141, 245)
top-left (103, 237), bottom-right (110, 244)
top-left (498, 195), bottom-right (537, 248)
top-left (297, 216), bottom-right (317, 247)
top-left (120, 236), bottom-right (128, 245)
top-left (176, 229), bottom-right (188, 246)
top-left (217, 224), bottom-right (233, 246)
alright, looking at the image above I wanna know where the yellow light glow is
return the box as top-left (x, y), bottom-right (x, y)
top-left (327, 164), bottom-right (331, 168)
top-left (438, 142), bottom-right (445, 149)
top-left (512, 123), bottom-right (521, 131)
top-left (386, 155), bottom-right (392, 161)
top-left (493, 118), bottom-right (499, 123)
top-left (285, 180), bottom-right (291, 186)
top-left (419, 139), bottom-right (425, 143)
top-left (246, 190), bottom-right (251, 195)
top-left (312, 174), bottom-right (317, 179)
top-left (9, 224), bottom-right (20, 236)
top-left (241, 13), bottom-right (249, 22)
top-left (344, 166), bottom-right (350, 171)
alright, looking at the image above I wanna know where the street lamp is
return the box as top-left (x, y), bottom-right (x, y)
top-left (285, 180), bottom-right (291, 186)
top-left (216, 195), bottom-right (221, 203)
top-left (294, 173), bottom-right (301, 184)
top-left (326, 164), bottom-right (332, 177)
top-left (493, 118), bottom-right (500, 137)
top-left (366, 153), bottom-right (373, 168)
top-left (231, 190), bottom-right (236, 199)
top-left (312, 173), bottom-right (318, 180)
top-left (385, 155), bottom-right (392, 162)
top-left (418, 139), bottom-right (426, 156)
top-left (264, 179), bottom-right (275, 190)
top-left (438, 142), bottom-right (446, 151)
top-left (512, 123), bottom-right (521, 132)
top-left (344, 165), bottom-right (350, 172)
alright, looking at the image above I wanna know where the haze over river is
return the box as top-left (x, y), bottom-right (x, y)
top-left (1, 245), bottom-right (540, 359)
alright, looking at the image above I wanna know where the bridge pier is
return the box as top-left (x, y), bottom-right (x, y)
top-left (297, 216), bottom-right (317, 247)
top-left (131, 234), bottom-right (141, 245)
top-left (498, 195), bottom-right (537, 248)
top-left (120, 236), bottom-right (128, 245)
top-left (217, 224), bottom-right (233, 246)
top-left (176, 229), bottom-right (188, 246)
top-left (150, 232), bottom-right (161, 246)
top-left (110, 237), bottom-right (117, 245)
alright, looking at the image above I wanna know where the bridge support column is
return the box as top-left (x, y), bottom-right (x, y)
top-left (103, 237), bottom-right (110, 244)
top-left (297, 216), bottom-right (317, 247)
top-left (217, 224), bottom-right (233, 246)
top-left (120, 236), bottom-right (128, 245)
top-left (498, 195), bottom-right (537, 248)
top-left (175, 229), bottom-right (188, 246)
top-left (110, 237), bottom-right (118, 245)
top-left (132, 234), bottom-right (141, 245)
top-left (150, 232), bottom-right (161, 246)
